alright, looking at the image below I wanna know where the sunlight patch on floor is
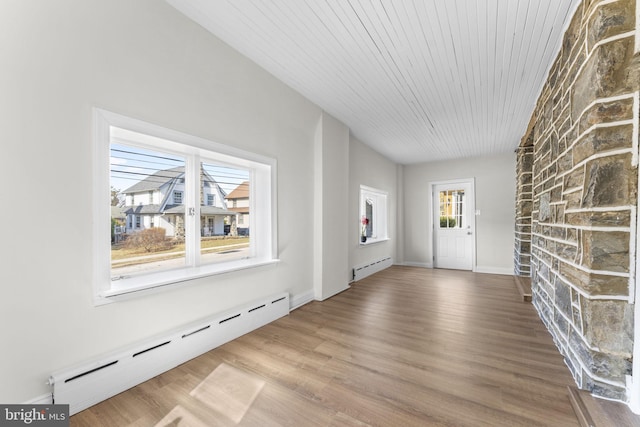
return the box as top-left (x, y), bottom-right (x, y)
top-left (190, 363), bottom-right (265, 423)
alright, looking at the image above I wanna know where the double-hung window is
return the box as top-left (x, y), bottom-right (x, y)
top-left (94, 108), bottom-right (277, 304)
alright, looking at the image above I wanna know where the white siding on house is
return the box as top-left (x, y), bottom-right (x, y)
top-left (212, 216), bottom-right (225, 235)
top-left (158, 216), bottom-right (175, 236)
top-left (203, 184), bottom-right (227, 208)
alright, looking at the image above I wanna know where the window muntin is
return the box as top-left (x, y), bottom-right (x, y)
top-left (95, 108), bottom-right (276, 304)
top-left (359, 185), bottom-right (388, 244)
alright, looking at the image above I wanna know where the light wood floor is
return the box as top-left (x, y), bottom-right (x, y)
top-left (71, 266), bottom-right (580, 426)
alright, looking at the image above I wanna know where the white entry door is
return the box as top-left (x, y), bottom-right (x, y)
top-left (433, 181), bottom-right (474, 270)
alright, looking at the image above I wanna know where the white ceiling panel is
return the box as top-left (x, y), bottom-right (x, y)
top-left (168, 0), bottom-right (581, 164)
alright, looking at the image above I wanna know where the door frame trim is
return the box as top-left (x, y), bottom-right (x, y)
top-left (430, 178), bottom-right (476, 271)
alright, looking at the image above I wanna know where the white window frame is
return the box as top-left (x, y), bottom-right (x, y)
top-left (359, 185), bottom-right (389, 245)
top-left (93, 108), bottom-right (278, 305)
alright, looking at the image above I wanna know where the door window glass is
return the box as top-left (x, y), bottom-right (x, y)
top-left (439, 189), bottom-right (464, 228)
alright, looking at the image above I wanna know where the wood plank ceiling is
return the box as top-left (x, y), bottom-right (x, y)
top-left (168, 0), bottom-right (581, 164)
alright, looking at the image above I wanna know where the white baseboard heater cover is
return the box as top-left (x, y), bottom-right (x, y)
top-left (49, 292), bottom-right (289, 416)
top-left (353, 257), bottom-right (393, 281)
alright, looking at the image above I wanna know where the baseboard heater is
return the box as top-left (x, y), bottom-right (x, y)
top-left (49, 292), bottom-right (289, 416)
top-left (352, 257), bottom-right (393, 281)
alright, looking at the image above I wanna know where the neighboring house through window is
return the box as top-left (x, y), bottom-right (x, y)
top-left (94, 108), bottom-right (276, 304)
top-left (225, 181), bottom-right (250, 236)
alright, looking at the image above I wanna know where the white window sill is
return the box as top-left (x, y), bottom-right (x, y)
top-left (359, 237), bottom-right (389, 246)
top-left (97, 258), bottom-right (280, 305)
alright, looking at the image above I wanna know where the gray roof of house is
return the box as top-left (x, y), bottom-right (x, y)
top-left (201, 206), bottom-right (236, 215)
top-left (123, 166), bottom-right (228, 196)
top-left (123, 167), bottom-right (185, 193)
top-left (125, 204), bottom-right (163, 215)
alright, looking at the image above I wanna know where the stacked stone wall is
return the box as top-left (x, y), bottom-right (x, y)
top-left (515, 143), bottom-right (533, 276)
top-left (516, 0), bottom-right (639, 400)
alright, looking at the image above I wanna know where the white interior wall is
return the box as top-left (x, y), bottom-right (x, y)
top-left (403, 153), bottom-right (516, 274)
top-left (349, 138), bottom-right (399, 274)
top-left (314, 112), bottom-right (350, 300)
top-left (0, 0), bottom-right (323, 403)
top-left (1, 0), bottom-right (521, 405)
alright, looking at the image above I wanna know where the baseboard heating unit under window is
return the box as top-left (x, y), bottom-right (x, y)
top-left (352, 257), bottom-right (393, 281)
top-left (48, 292), bottom-right (289, 415)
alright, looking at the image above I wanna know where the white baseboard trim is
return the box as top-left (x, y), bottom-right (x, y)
top-left (401, 261), bottom-right (433, 269)
top-left (290, 290), bottom-right (314, 310)
top-left (353, 257), bottom-right (393, 281)
top-left (474, 266), bottom-right (514, 275)
top-left (25, 393), bottom-right (53, 405)
top-left (398, 262), bottom-right (511, 275)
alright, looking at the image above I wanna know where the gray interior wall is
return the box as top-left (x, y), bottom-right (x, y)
top-left (348, 137), bottom-right (399, 275)
top-left (403, 153), bottom-right (517, 273)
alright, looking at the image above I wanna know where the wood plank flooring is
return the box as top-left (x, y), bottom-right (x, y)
top-left (70, 266), bottom-right (580, 426)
